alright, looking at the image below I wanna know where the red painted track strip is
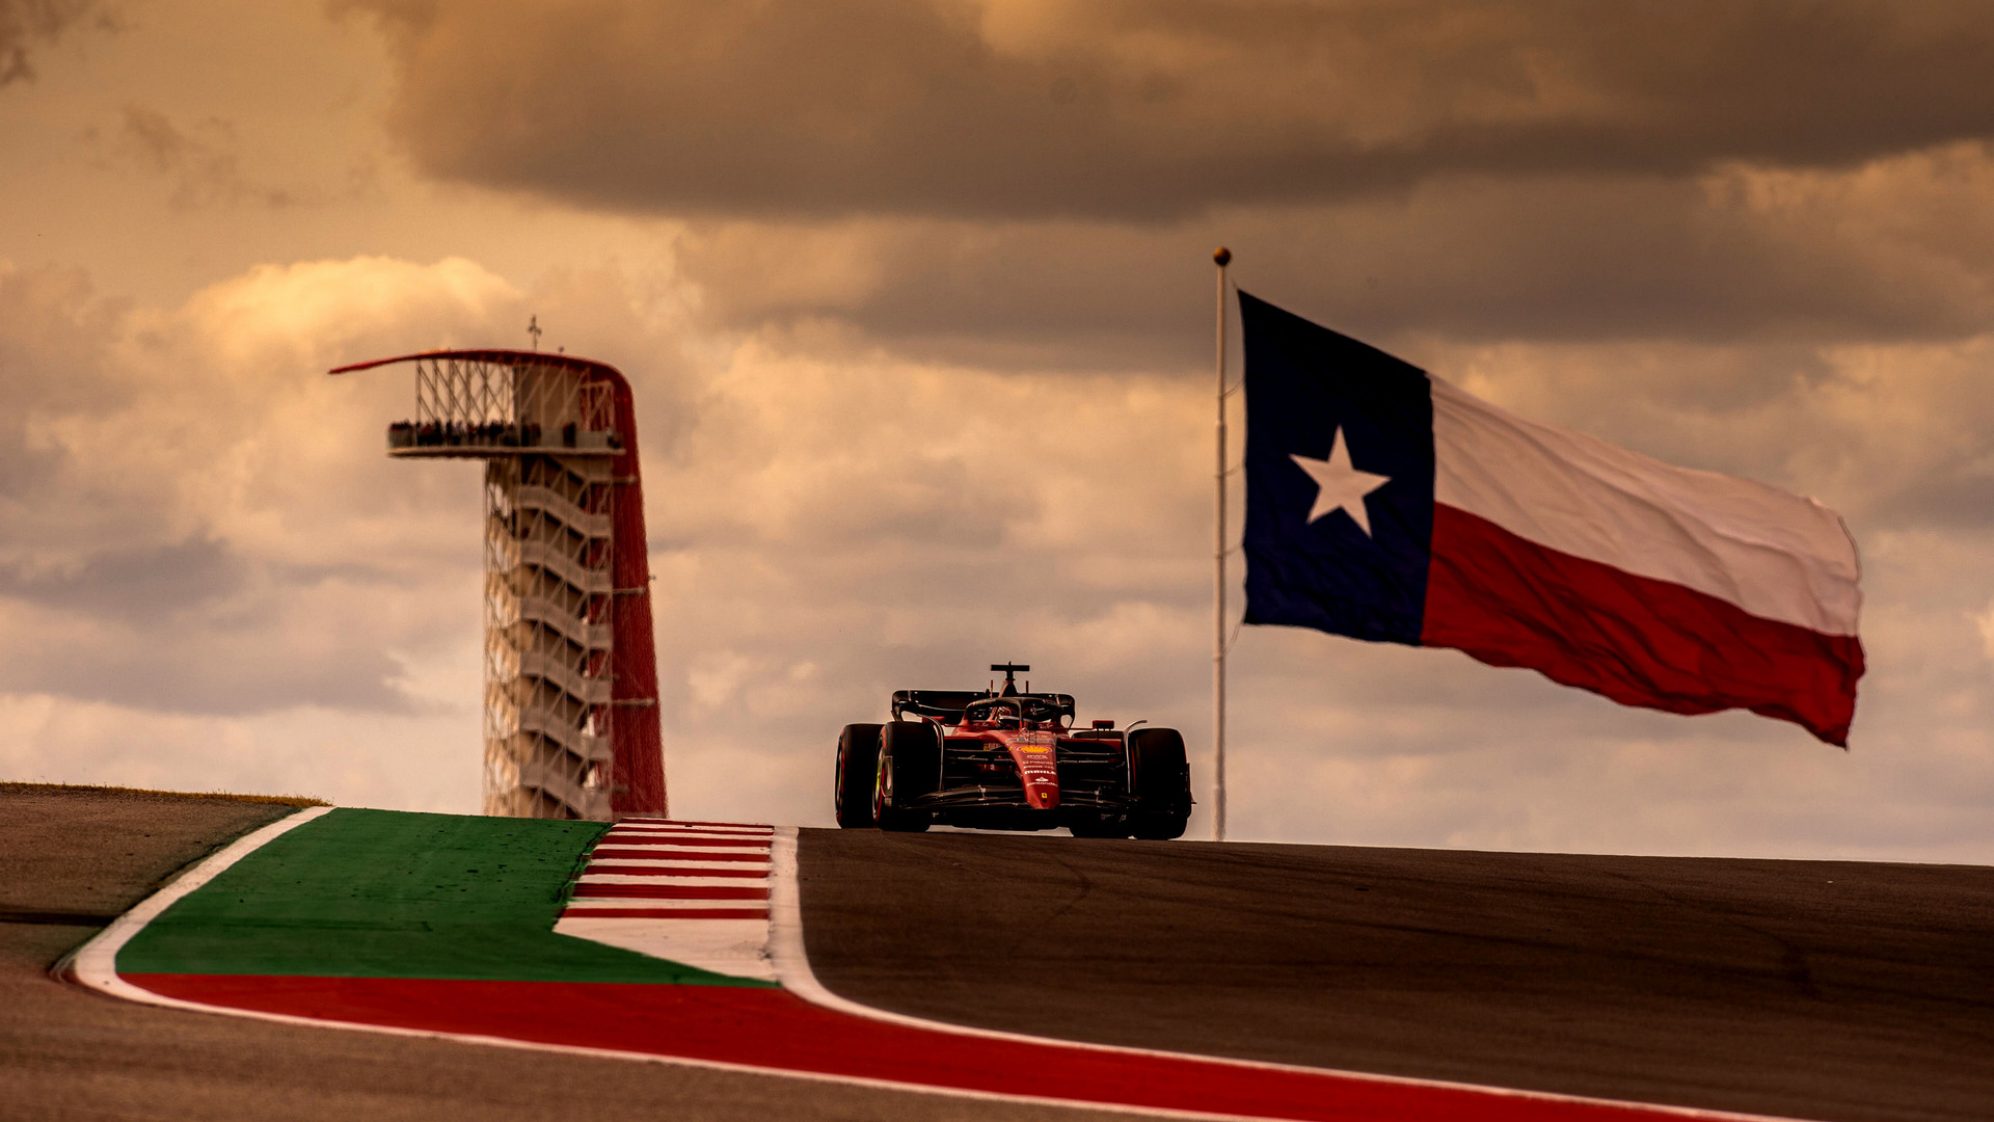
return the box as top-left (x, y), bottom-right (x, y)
top-left (589, 847), bottom-right (770, 862)
top-left (571, 884), bottom-right (770, 901)
top-left (606, 834), bottom-right (772, 843)
top-left (1422, 504), bottom-right (1863, 745)
top-left (584, 864), bottom-right (770, 878)
top-left (610, 824), bottom-right (773, 834)
top-left (594, 836), bottom-right (772, 849)
top-left (559, 908), bottom-right (772, 921)
top-left (619, 819), bottom-right (768, 829)
top-left (123, 975), bottom-right (1676, 1122)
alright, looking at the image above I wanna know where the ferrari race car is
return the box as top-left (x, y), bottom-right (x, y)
top-left (834, 664), bottom-right (1193, 839)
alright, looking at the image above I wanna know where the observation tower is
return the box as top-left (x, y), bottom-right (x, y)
top-left (331, 348), bottom-right (666, 821)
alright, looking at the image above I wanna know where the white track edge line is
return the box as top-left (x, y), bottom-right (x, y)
top-left (766, 828), bottom-right (1813, 1122)
top-left (62, 805), bottom-right (336, 1003)
top-left (55, 808), bottom-right (1225, 1120)
top-left (56, 812), bottom-right (1815, 1122)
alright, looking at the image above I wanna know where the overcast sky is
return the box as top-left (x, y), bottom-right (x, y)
top-left (3, 0), bottom-right (1991, 861)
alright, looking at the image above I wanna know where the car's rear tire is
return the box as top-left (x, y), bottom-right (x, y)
top-left (835, 723), bottom-right (882, 828)
top-left (875, 721), bottom-right (940, 833)
top-left (1128, 727), bottom-right (1191, 840)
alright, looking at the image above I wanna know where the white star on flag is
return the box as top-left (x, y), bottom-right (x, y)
top-left (1291, 427), bottom-right (1392, 537)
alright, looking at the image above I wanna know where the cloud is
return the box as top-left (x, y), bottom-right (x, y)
top-left (0, 581), bottom-right (428, 715)
top-left (0, 693), bottom-right (483, 811)
top-left (346, 0), bottom-right (1994, 222)
top-left (337, 3), bottom-right (1994, 367)
top-left (0, 534), bottom-right (245, 620)
top-left (0, 263), bottom-right (125, 499)
top-left (671, 145), bottom-right (1994, 371)
top-left (96, 105), bottom-right (301, 208)
top-left (0, 255), bottom-right (538, 717)
top-left (0, 0), bottom-right (113, 87)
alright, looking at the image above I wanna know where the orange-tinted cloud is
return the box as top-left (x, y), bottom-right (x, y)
top-left (0, 0), bottom-right (113, 87)
top-left (670, 145), bottom-right (1994, 371)
top-left (348, 0), bottom-right (1994, 220)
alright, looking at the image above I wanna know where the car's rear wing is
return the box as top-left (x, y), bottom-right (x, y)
top-left (892, 689), bottom-right (1076, 724)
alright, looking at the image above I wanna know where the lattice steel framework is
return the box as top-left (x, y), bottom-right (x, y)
top-left (331, 350), bottom-right (666, 821)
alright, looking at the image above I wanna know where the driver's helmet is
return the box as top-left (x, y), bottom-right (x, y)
top-left (979, 699), bottom-right (1020, 729)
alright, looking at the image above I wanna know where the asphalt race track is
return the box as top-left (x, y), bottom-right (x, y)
top-left (7, 786), bottom-right (1993, 1121)
top-left (0, 788), bottom-right (1133, 1122)
top-left (799, 830), bottom-right (1994, 1122)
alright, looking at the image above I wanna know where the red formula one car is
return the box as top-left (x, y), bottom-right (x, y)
top-left (834, 664), bottom-right (1193, 839)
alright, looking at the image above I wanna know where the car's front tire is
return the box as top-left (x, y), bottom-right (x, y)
top-left (835, 723), bottom-right (883, 828)
top-left (1128, 727), bottom-right (1192, 840)
top-left (1068, 814), bottom-right (1129, 838)
top-left (875, 721), bottom-right (939, 833)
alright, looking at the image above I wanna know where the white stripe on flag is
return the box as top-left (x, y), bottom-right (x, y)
top-left (1430, 377), bottom-right (1860, 635)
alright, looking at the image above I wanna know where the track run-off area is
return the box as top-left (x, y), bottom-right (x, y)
top-left (12, 788), bottom-right (1994, 1121)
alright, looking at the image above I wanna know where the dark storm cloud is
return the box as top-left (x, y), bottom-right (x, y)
top-left (0, 535), bottom-right (245, 620)
top-left (347, 0), bottom-right (1994, 221)
top-left (0, 0), bottom-right (112, 86)
top-left (676, 163), bottom-right (1994, 370)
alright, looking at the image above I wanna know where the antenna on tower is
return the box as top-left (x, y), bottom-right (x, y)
top-left (527, 315), bottom-right (543, 351)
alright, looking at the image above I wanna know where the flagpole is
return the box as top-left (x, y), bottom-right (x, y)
top-left (1213, 246), bottom-right (1231, 843)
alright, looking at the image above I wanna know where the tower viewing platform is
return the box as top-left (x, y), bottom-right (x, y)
top-left (332, 348), bottom-right (666, 822)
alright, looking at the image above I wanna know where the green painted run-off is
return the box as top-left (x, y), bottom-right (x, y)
top-left (118, 808), bottom-right (772, 987)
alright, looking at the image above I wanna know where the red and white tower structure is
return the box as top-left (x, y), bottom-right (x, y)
top-left (332, 349), bottom-right (666, 821)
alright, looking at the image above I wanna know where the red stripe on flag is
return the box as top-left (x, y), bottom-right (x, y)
top-left (571, 883), bottom-right (770, 901)
top-left (1422, 504), bottom-right (1863, 745)
top-left (588, 847), bottom-right (769, 862)
top-left (560, 907), bottom-right (772, 921)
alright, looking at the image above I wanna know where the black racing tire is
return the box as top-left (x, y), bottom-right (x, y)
top-left (883, 721), bottom-right (943, 799)
top-left (1068, 815), bottom-right (1129, 839)
top-left (875, 721), bottom-right (940, 833)
top-left (834, 723), bottom-right (882, 828)
top-left (1128, 727), bottom-right (1191, 841)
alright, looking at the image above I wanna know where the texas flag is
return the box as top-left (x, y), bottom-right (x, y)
top-left (1239, 291), bottom-right (1865, 746)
